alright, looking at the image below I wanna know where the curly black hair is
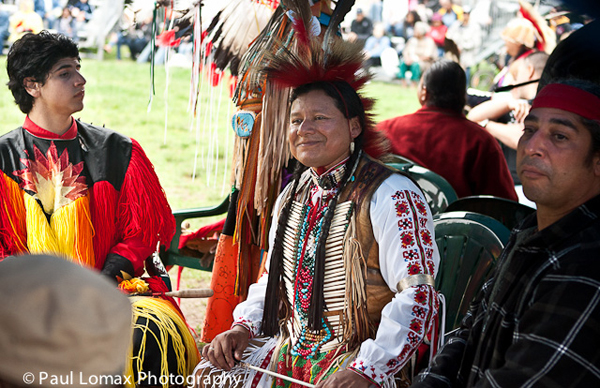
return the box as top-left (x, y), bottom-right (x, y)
top-left (6, 31), bottom-right (80, 114)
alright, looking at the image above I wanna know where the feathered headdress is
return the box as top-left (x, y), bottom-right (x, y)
top-left (204, 0), bottom-right (277, 76)
top-left (254, 0), bottom-right (392, 337)
top-left (244, 0), bottom-right (389, 159)
top-left (516, 0), bottom-right (556, 54)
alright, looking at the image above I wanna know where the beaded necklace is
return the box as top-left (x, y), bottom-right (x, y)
top-left (290, 163), bottom-right (346, 358)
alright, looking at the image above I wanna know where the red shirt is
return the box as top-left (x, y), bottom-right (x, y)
top-left (378, 106), bottom-right (518, 200)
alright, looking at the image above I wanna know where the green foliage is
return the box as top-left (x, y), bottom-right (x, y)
top-left (0, 57), bottom-right (419, 212)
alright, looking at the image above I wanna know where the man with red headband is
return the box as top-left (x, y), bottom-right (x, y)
top-left (411, 79), bottom-right (600, 387)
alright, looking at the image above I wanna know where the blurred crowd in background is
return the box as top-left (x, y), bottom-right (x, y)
top-left (342, 0), bottom-right (592, 88)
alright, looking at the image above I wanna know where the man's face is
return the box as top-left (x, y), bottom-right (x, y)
top-left (27, 57), bottom-right (86, 117)
top-left (518, 107), bottom-right (600, 214)
top-left (289, 89), bottom-right (361, 171)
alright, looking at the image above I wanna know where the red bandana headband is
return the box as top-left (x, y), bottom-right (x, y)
top-left (532, 83), bottom-right (600, 121)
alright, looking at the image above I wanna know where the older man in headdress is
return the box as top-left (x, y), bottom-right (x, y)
top-left (194, 2), bottom-right (440, 388)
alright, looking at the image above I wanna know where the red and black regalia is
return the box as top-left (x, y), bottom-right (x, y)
top-left (0, 117), bottom-right (173, 273)
top-left (0, 117), bottom-right (199, 386)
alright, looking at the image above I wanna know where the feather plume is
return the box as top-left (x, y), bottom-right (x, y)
top-left (518, 0), bottom-right (556, 54)
top-left (322, 0), bottom-right (355, 55)
top-left (232, 7), bottom-right (287, 103)
top-left (205, 0), bottom-right (276, 75)
top-left (259, 38), bottom-right (368, 91)
top-left (281, 0), bottom-right (314, 46)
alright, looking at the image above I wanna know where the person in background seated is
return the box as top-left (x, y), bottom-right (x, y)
top-left (468, 51), bottom-right (548, 206)
top-left (71, 8), bottom-right (87, 42)
top-left (426, 13), bottom-right (447, 58)
top-left (411, 79), bottom-right (600, 388)
top-left (348, 7), bottom-right (372, 45)
top-left (397, 21), bottom-right (437, 87)
top-left (364, 22), bottom-right (391, 69)
top-left (395, 10), bottom-right (421, 41)
top-left (7, 0), bottom-right (44, 44)
top-left (379, 59), bottom-right (518, 201)
top-left (43, 0), bottom-right (63, 30)
top-left (0, 254), bottom-right (132, 388)
top-left (445, 6), bottom-right (482, 86)
top-left (72, 0), bottom-right (92, 21)
top-left (55, 7), bottom-right (74, 39)
top-left (437, 0), bottom-right (463, 27)
top-left (494, 18), bottom-right (541, 89)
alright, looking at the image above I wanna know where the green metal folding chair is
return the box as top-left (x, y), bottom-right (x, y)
top-left (388, 163), bottom-right (458, 215)
top-left (445, 195), bottom-right (535, 231)
top-left (159, 196), bottom-right (230, 271)
top-left (381, 153), bottom-right (421, 166)
top-left (434, 211), bottom-right (510, 332)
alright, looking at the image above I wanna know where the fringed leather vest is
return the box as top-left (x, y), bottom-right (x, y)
top-left (279, 155), bottom-right (399, 355)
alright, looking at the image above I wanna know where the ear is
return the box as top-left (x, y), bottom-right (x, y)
top-left (526, 63), bottom-right (536, 80)
top-left (349, 117), bottom-right (362, 140)
top-left (23, 77), bottom-right (40, 98)
top-left (418, 84), bottom-right (427, 106)
top-left (594, 153), bottom-right (600, 177)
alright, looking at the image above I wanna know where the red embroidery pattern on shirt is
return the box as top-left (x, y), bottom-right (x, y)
top-left (232, 318), bottom-right (259, 338)
top-left (387, 190), bottom-right (437, 374)
top-left (349, 189), bottom-right (440, 383)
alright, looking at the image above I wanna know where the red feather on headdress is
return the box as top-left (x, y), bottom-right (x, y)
top-left (518, 0), bottom-right (556, 53)
top-left (519, 4), bottom-right (545, 51)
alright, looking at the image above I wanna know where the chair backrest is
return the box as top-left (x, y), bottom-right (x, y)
top-left (434, 211), bottom-right (510, 331)
top-left (381, 153), bottom-right (421, 166)
top-left (388, 163), bottom-right (458, 215)
top-left (445, 195), bottom-right (535, 231)
top-left (160, 196), bottom-right (230, 272)
top-left (76, 0), bottom-right (124, 59)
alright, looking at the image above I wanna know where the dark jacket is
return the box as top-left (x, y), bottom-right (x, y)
top-left (413, 193), bottom-right (600, 387)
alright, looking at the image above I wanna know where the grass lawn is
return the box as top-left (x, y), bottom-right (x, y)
top-left (0, 56), bottom-right (420, 209)
top-left (0, 55), bottom-right (420, 332)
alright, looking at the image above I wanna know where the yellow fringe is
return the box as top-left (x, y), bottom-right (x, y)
top-left (51, 195), bottom-right (95, 267)
top-left (1, 173), bottom-right (27, 251)
top-left (125, 297), bottom-right (200, 388)
top-left (25, 194), bottom-right (95, 266)
top-left (25, 194), bottom-right (62, 256)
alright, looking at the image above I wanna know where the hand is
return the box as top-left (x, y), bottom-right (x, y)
top-left (316, 369), bottom-right (372, 388)
top-left (202, 325), bottom-right (250, 371)
top-left (508, 99), bottom-right (531, 123)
